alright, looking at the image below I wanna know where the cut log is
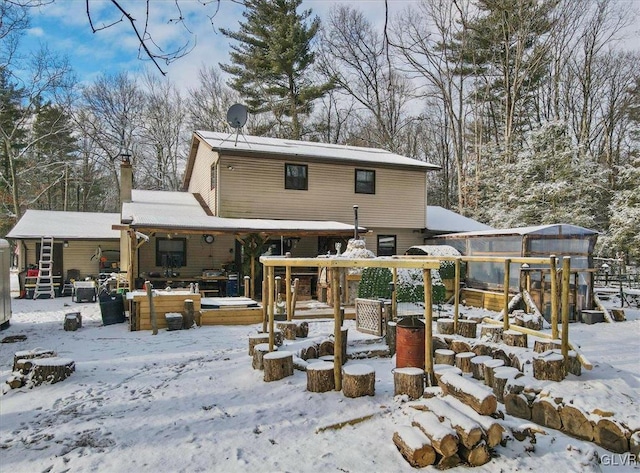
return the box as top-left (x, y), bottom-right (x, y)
top-left (438, 372), bottom-right (497, 416)
top-left (533, 351), bottom-right (565, 382)
top-left (593, 418), bottom-right (629, 453)
top-left (435, 454), bottom-right (462, 470)
top-left (306, 361), bottom-right (335, 393)
top-left (559, 405), bottom-right (594, 441)
top-left (411, 410), bottom-right (459, 457)
top-left (437, 396), bottom-right (504, 448)
top-left (433, 364), bottom-right (462, 384)
top-left (248, 333), bottom-right (271, 356)
top-left (504, 393), bottom-right (532, 420)
top-left (456, 319), bottom-right (477, 338)
top-left (458, 441), bottom-right (491, 466)
top-left (386, 321), bottom-right (397, 356)
top-left (630, 431), bottom-right (640, 456)
top-left (471, 356), bottom-right (492, 380)
top-left (63, 314), bottom-right (79, 331)
top-left (31, 357), bottom-right (75, 385)
top-left (276, 321), bottom-right (297, 340)
top-left (437, 318), bottom-right (455, 335)
top-left (301, 345), bottom-right (318, 361)
top-left (533, 339), bottom-right (562, 353)
top-left (183, 299), bottom-right (195, 329)
top-left (393, 367), bottom-right (425, 400)
top-left (492, 367), bottom-right (522, 403)
top-left (531, 398), bottom-right (562, 430)
top-left (342, 364), bottom-right (375, 398)
top-left (566, 350), bottom-right (581, 376)
top-left (422, 396), bottom-right (485, 449)
top-left (491, 348), bottom-right (512, 368)
top-left (502, 329), bottom-right (527, 348)
top-left (392, 426), bottom-right (436, 468)
top-left (483, 359), bottom-right (505, 387)
top-left (263, 351), bottom-right (294, 382)
top-left (472, 343), bottom-right (493, 357)
top-left (513, 307), bottom-right (544, 330)
top-left (252, 343), bottom-right (273, 370)
top-left (319, 339), bottom-right (334, 357)
top-left (449, 339), bottom-right (472, 354)
top-left (455, 352), bottom-right (476, 374)
top-left (295, 321), bottom-right (309, 338)
top-left (479, 325), bottom-right (503, 343)
top-left (13, 348), bottom-right (57, 371)
top-left (432, 336), bottom-right (449, 352)
top-left (610, 308), bottom-right (626, 322)
top-left (6, 374), bottom-right (25, 389)
top-left (434, 349), bottom-right (455, 366)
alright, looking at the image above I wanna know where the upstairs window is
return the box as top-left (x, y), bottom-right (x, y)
top-left (355, 169), bottom-right (375, 194)
top-left (377, 235), bottom-right (396, 256)
top-left (285, 163), bottom-right (308, 190)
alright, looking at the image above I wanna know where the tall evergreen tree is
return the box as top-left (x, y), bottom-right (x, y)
top-left (220, 0), bottom-right (332, 139)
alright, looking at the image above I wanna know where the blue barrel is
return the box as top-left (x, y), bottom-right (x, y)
top-left (226, 274), bottom-right (238, 297)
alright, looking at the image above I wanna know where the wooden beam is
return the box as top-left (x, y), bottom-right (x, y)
top-left (550, 255), bottom-right (559, 339)
top-left (561, 257), bottom-right (571, 363)
top-left (423, 268), bottom-right (434, 385)
top-left (454, 258), bottom-right (460, 333)
top-left (503, 259), bottom-right (511, 331)
top-left (332, 267), bottom-right (343, 391)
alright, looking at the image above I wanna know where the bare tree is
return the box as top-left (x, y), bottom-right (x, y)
top-left (186, 66), bottom-right (238, 132)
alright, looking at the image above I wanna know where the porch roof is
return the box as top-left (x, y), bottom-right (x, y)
top-left (6, 210), bottom-right (121, 240)
top-left (122, 190), bottom-right (363, 236)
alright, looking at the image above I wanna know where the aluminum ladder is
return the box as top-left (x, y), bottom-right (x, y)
top-left (33, 236), bottom-right (56, 299)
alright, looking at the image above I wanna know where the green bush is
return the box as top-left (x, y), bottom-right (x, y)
top-left (438, 261), bottom-right (466, 280)
top-left (357, 267), bottom-right (392, 299)
top-left (358, 266), bottom-right (446, 305)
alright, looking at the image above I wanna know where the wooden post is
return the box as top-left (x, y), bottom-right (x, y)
top-left (423, 268), bottom-right (433, 385)
top-left (561, 257), bottom-right (571, 363)
top-left (550, 255), bottom-right (559, 339)
top-left (332, 266), bottom-right (343, 391)
top-left (250, 255), bottom-right (256, 300)
top-left (146, 281), bottom-right (157, 335)
top-left (392, 267), bottom-right (397, 321)
top-left (268, 266), bottom-right (275, 352)
top-left (261, 277), bottom-right (267, 333)
top-left (285, 263), bottom-right (292, 321)
top-left (503, 259), bottom-right (511, 331)
top-left (290, 278), bottom-right (299, 319)
top-left (453, 258), bottom-right (460, 333)
top-left (243, 276), bottom-right (250, 298)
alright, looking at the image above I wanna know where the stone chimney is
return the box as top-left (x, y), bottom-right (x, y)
top-left (120, 152), bottom-right (132, 206)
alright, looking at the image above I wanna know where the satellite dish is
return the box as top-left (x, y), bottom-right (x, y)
top-left (226, 104), bottom-right (248, 129)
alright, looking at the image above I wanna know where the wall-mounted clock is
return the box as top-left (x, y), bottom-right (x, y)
top-left (203, 234), bottom-right (215, 244)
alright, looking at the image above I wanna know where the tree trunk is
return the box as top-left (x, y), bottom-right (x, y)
top-left (386, 321), bottom-right (397, 356)
top-left (306, 361), bottom-right (335, 393)
top-left (480, 325), bottom-right (503, 343)
top-left (183, 299), bottom-right (195, 329)
top-left (449, 339), bottom-right (471, 354)
top-left (295, 321), bottom-right (309, 338)
top-left (248, 333), bottom-right (271, 356)
top-left (438, 372), bottom-right (497, 416)
top-left (483, 359), bottom-right (505, 387)
top-left (492, 367), bottom-right (522, 403)
top-left (276, 321), bottom-right (297, 340)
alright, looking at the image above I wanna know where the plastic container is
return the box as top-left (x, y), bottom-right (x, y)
top-left (99, 293), bottom-right (126, 325)
top-left (226, 274), bottom-right (238, 297)
top-left (395, 317), bottom-right (425, 369)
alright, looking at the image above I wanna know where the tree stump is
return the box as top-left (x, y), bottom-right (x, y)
top-left (559, 405), bottom-right (594, 441)
top-left (434, 348), bottom-right (455, 366)
top-left (456, 319), bottom-right (477, 338)
top-left (386, 321), bottom-right (397, 356)
top-left (533, 339), bottom-right (562, 353)
top-left (64, 314), bottom-right (79, 332)
top-left (248, 333), bottom-right (270, 356)
top-left (13, 348), bottom-right (56, 371)
top-left (301, 344), bottom-right (318, 361)
top-left (502, 330), bottom-right (527, 348)
top-left (306, 361), bottom-right (335, 393)
top-left (470, 356), bottom-right (492, 380)
top-left (504, 393), bottom-right (532, 420)
top-left (566, 350), bottom-right (581, 376)
top-left (433, 364), bottom-right (462, 384)
top-left (412, 410), bottom-right (459, 457)
top-left (533, 352), bottom-right (565, 381)
top-left (342, 364), bottom-right (375, 398)
top-left (392, 426), bottom-right (436, 468)
top-left (183, 299), bottom-right (195, 329)
top-left (31, 357), bottom-right (75, 385)
top-left (455, 352), bottom-right (476, 374)
top-left (492, 367), bottom-right (522, 403)
top-left (263, 351), bottom-right (294, 382)
top-left (472, 343), bottom-right (493, 357)
top-left (458, 441), bottom-right (491, 467)
top-left (276, 321), bottom-right (297, 340)
top-left (514, 310), bottom-right (543, 330)
top-left (319, 339), bottom-right (335, 357)
top-left (437, 319), bottom-right (455, 335)
top-left (449, 339), bottom-right (472, 354)
top-left (393, 367), bottom-right (424, 400)
top-left (532, 398), bottom-right (562, 430)
top-left (479, 324), bottom-right (503, 343)
top-left (65, 311), bottom-right (82, 328)
top-left (252, 343), bottom-right (274, 370)
top-left (593, 418), bottom-right (629, 453)
top-left (295, 321), bottom-right (309, 338)
top-left (438, 372), bottom-right (497, 416)
top-left (483, 359), bottom-right (505, 387)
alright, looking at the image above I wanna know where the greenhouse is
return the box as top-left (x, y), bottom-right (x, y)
top-left (429, 224), bottom-right (599, 319)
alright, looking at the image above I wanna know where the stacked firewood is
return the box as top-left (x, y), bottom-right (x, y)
top-left (7, 348), bottom-right (75, 388)
top-left (393, 395), bottom-right (504, 469)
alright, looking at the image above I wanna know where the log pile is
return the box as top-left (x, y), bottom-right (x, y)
top-left (438, 372), bottom-right (497, 416)
top-left (7, 349), bottom-right (75, 389)
top-left (392, 426), bottom-right (436, 467)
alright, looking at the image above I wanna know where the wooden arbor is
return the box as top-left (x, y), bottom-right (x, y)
top-left (260, 255), bottom-right (440, 390)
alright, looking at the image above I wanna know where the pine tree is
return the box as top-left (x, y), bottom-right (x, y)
top-left (220, 0), bottom-right (332, 139)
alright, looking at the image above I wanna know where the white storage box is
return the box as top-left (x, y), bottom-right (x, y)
top-left (74, 281), bottom-right (97, 303)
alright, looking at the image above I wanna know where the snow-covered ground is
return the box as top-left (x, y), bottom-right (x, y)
top-left (1, 272), bottom-right (639, 473)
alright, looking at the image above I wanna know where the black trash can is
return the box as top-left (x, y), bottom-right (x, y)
top-left (99, 292), bottom-right (126, 325)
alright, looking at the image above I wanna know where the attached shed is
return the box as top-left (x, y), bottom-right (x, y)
top-left (432, 224), bottom-right (599, 317)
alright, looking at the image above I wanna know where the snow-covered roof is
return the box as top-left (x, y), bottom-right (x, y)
top-left (5, 210), bottom-right (120, 240)
top-left (123, 190), bottom-right (362, 235)
top-left (438, 223), bottom-right (599, 238)
top-left (194, 131), bottom-right (440, 171)
top-left (426, 206), bottom-right (493, 233)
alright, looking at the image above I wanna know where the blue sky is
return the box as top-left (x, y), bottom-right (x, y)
top-left (20, 0), bottom-right (409, 92)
